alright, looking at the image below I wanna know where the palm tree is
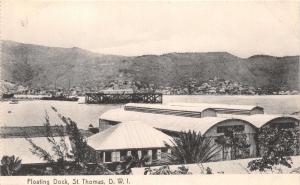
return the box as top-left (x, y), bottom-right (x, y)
top-left (0, 155), bottom-right (22, 176)
top-left (159, 130), bottom-right (221, 165)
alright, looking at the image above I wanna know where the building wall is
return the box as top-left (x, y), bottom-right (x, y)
top-left (204, 119), bottom-right (257, 161)
top-left (91, 147), bottom-right (170, 165)
top-left (201, 109), bottom-right (217, 117)
top-left (98, 119), bottom-right (118, 131)
top-left (250, 108), bottom-right (264, 115)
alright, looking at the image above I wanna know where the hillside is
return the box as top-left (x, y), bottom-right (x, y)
top-left (1, 40), bottom-right (299, 91)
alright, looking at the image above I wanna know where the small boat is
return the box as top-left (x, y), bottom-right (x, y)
top-left (9, 100), bottom-right (19, 104)
top-left (2, 93), bottom-right (14, 99)
top-left (40, 95), bottom-right (79, 101)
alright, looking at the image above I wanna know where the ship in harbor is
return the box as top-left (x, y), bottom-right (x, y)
top-left (40, 94), bottom-right (79, 101)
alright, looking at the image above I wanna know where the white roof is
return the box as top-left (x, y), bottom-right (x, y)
top-left (132, 155), bottom-right (300, 174)
top-left (0, 101), bottom-right (64, 127)
top-left (125, 103), bottom-right (214, 112)
top-left (218, 114), bottom-right (299, 128)
top-left (168, 102), bottom-right (263, 111)
top-left (0, 136), bottom-right (72, 164)
top-left (87, 121), bottom-right (173, 151)
top-left (100, 109), bottom-right (241, 134)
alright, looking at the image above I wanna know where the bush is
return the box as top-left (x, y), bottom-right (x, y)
top-left (247, 126), bottom-right (299, 172)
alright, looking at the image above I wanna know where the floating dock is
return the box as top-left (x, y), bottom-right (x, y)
top-left (85, 92), bottom-right (163, 104)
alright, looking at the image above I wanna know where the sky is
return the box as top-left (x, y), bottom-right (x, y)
top-left (2, 0), bottom-right (300, 57)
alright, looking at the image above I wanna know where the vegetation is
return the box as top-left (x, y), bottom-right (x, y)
top-left (88, 124), bottom-right (99, 134)
top-left (247, 126), bottom-right (299, 172)
top-left (144, 165), bottom-right (192, 175)
top-left (25, 112), bottom-right (74, 174)
top-left (215, 127), bottom-right (250, 160)
top-left (25, 107), bottom-right (111, 175)
top-left (161, 130), bottom-right (221, 165)
top-left (0, 155), bottom-right (22, 176)
top-left (114, 155), bottom-right (151, 175)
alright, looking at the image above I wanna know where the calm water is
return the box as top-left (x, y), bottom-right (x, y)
top-left (1, 95), bottom-right (299, 129)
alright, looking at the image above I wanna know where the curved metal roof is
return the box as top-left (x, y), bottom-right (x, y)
top-left (100, 109), bottom-right (254, 135)
top-left (168, 103), bottom-right (263, 111)
top-left (218, 114), bottom-right (299, 128)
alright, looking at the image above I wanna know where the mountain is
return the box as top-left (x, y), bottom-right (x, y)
top-left (1, 40), bottom-right (299, 91)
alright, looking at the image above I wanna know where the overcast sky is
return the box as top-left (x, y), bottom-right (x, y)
top-left (2, 1), bottom-right (300, 57)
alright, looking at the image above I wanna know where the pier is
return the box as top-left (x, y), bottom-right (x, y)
top-left (85, 92), bottom-right (163, 104)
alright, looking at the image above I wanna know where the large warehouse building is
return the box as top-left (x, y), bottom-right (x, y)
top-left (99, 108), bottom-right (258, 160)
top-left (96, 103), bottom-right (300, 162)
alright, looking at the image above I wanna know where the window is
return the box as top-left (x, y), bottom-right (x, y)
top-left (120, 150), bottom-right (127, 161)
top-left (142, 150), bottom-right (148, 157)
top-left (131, 150), bottom-right (138, 158)
top-left (112, 151), bottom-right (121, 162)
top-left (105, 152), bottom-right (111, 162)
top-left (152, 149), bottom-right (157, 160)
top-left (217, 125), bottom-right (245, 133)
top-left (96, 152), bottom-right (103, 162)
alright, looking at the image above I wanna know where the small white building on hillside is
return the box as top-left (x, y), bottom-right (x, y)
top-left (87, 121), bottom-right (173, 164)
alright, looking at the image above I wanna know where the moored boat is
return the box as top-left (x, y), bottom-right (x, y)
top-left (40, 95), bottom-right (79, 101)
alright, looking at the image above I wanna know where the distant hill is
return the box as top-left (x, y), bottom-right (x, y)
top-left (1, 40), bottom-right (299, 91)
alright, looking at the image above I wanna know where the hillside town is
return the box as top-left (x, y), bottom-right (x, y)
top-left (1, 77), bottom-right (299, 100)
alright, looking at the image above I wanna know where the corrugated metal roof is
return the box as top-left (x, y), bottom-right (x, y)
top-left (87, 121), bottom-right (173, 151)
top-left (168, 103), bottom-right (263, 111)
top-left (0, 136), bottom-right (72, 164)
top-left (218, 114), bottom-right (299, 128)
top-left (125, 103), bottom-right (214, 112)
top-left (100, 109), bottom-right (236, 134)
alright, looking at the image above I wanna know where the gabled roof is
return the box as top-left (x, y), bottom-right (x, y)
top-left (168, 103), bottom-right (263, 111)
top-left (218, 114), bottom-right (299, 128)
top-left (0, 136), bottom-right (72, 164)
top-left (100, 109), bottom-right (248, 134)
top-left (87, 121), bottom-right (173, 151)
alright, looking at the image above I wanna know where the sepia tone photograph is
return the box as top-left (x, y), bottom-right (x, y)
top-left (0, 0), bottom-right (300, 179)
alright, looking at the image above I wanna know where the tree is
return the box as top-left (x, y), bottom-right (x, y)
top-left (0, 155), bottom-right (22, 176)
top-left (144, 165), bottom-right (192, 175)
top-left (161, 130), bottom-right (221, 165)
top-left (26, 111), bottom-right (74, 175)
top-left (88, 124), bottom-right (99, 134)
top-left (116, 154), bottom-right (151, 174)
top-left (26, 107), bottom-right (111, 175)
top-left (60, 116), bottom-right (88, 165)
top-left (215, 127), bottom-right (250, 160)
top-left (247, 126), bottom-right (299, 172)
